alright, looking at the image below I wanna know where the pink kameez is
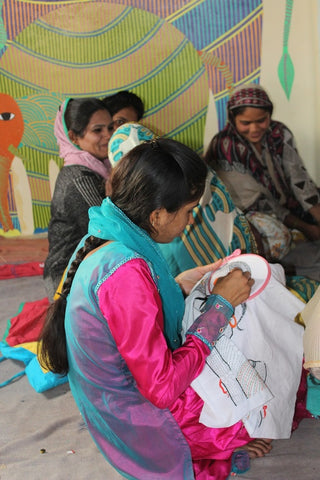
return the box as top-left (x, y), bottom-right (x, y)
top-left (98, 258), bottom-right (251, 477)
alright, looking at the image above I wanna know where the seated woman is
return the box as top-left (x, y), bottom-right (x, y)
top-left (44, 98), bottom-right (113, 301)
top-left (40, 138), bottom-right (275, 480)
top-left (204, 83), bottom-right (320, 281)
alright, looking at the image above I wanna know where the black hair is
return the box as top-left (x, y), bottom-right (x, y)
top-left (39, 138), bottom-right (207, 374)
top-left (39, 235), bottom-right (106, 375)
top-left (64, 97), bottom-right (111, 137)
top-left (102, 91), bottom-right (144, 120)
top-left (110, 138), bottom-right (207, 235)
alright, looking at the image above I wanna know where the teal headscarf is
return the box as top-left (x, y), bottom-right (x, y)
top-left (88, 197), bottom-right (185, 350)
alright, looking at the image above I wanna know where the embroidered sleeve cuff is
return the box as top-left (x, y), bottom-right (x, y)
top-left (186, 294), bottom-right (234, 351)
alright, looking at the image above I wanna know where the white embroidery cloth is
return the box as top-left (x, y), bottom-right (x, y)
top-left (183, 262), bottom-right (304, 439)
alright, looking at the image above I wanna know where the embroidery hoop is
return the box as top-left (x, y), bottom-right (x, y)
top-left (209, 253), bottom-right (271, 300)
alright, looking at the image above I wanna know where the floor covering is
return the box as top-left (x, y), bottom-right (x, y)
top-left (1, 237), bottom-right (320, 479)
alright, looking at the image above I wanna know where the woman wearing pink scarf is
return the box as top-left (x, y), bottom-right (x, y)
top-left (44, 98), bottom-right (112, 300)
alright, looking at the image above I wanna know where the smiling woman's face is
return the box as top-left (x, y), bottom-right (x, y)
top-left (69, 109), bottom-right (112, 160)
top-left (234, 107), bottom-right (270, 146)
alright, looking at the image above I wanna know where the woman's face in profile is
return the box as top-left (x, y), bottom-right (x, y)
top-left (71, 109), bottom-right (113, 160)
top-left (150, 200), bottom-right (199, 244)
top-left (234, 107), bottom-right (270, 146)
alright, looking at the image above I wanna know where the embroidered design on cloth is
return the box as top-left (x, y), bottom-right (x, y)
top-left (182, 256), bottom-right (304, 439)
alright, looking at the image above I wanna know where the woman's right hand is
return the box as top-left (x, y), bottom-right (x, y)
top-left (212, 268), bottom-right (254, 307)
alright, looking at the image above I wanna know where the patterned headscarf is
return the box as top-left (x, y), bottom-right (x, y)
top-left (227, 83), bottom-right (273, 122)
top-left (205, 84), bottom-right (301, 211)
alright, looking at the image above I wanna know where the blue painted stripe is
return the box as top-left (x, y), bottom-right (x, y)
top-left (172, 0), bottom-right (262, 50)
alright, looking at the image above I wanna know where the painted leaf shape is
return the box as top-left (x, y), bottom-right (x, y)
top-left (278, 48), bottom-right (295, 100)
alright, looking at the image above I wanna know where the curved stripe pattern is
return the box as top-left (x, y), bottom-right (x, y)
top-left (1, 1), bottom-right (210, 232)
top-left (181, 175), bottom-right (252, 265)
top-left (0, 0), bottom-right (265, 233)
top-left (37, 4), bottom-right (131, 35)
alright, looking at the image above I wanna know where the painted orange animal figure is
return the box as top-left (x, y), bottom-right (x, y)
top-left (0, 93), bottom-right (24, 233)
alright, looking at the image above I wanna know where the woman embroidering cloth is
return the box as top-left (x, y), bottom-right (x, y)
top-left (205, 84), bottom-right (320, 280)
top-left (183, 254), bottom-right (305, 440)
top-left (40, 138), bottom-right (277, 480)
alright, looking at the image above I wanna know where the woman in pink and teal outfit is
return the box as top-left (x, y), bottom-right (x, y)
top-left (40, 139), bottom-right (273, 479)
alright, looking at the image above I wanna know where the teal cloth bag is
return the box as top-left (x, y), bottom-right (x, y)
top-left (0, 298), bottom-right (68, 392)
top-left (306, 374), bottom-right (320, 417)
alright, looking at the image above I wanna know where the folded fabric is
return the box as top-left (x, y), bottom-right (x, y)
top-left (306, 374), bottom-right (320, 417)
top-left (0, 297), bottom-right (68, 392)
top-left (0, 261), bottom-right (44, 279)
top-left (245, 211), bottom-right (292, 260)
top-left (4, 297), bottom-right (49, 345)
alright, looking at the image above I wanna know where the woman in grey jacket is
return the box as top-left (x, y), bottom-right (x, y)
top-left (44, 98), bottom-right (112, 300)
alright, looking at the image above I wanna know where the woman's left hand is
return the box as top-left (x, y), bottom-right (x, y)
top-left (175, 260), bottom-right (223, 296)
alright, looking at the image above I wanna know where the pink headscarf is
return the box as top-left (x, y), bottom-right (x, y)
top-left (54, 99), bottom-right (111, 180)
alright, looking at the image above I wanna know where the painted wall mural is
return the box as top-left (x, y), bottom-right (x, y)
top-left (0, 92), bottom-right (24, 234)
top-left (277, 0), bottom-right (294, 100)
top-left (1, 0), bottom-right (293, 237)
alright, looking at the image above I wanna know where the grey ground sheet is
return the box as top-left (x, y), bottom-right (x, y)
top-left (1, 276), bottom-right (320, 480)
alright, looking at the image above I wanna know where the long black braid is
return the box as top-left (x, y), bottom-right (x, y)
top-left (39, 236), bottom-right (106, 375)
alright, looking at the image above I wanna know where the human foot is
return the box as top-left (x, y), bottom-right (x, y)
top-left (235, 438), bottom-right (272, 459)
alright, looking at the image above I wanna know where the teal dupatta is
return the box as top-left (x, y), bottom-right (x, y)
top-left (88, 197), bottom-right (185, 350)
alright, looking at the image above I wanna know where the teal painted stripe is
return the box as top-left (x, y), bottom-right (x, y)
top-left (184, 214), bottom-right (229, 262)
top-left (193, 146), bottom-right (203, 155)
top-left (32, 200), bottom-right (51, 207)
top-left (22, 143), bottom-right (58, 156)
top-left (2, 42), bottom-right (195, 100)
top-left (165, 106), bottom-right (207, 137)
top-left (183, 225), bottom-right (225, 264)
top-left (58, 38), bottom-right (192, 97)
top-left (9, 19), bottom-right (164, 67)
top-left (25, 171), bottom-right (50, 180)
top-left (0, 66), bottom-right (50, 91)
top-left (145, 66), bottom-right (205, 115)
top-left (37, 6), bottom-right (132, 37)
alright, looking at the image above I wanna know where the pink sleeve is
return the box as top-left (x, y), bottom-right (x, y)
top-left (98, 258), bottom-right (210, 409)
